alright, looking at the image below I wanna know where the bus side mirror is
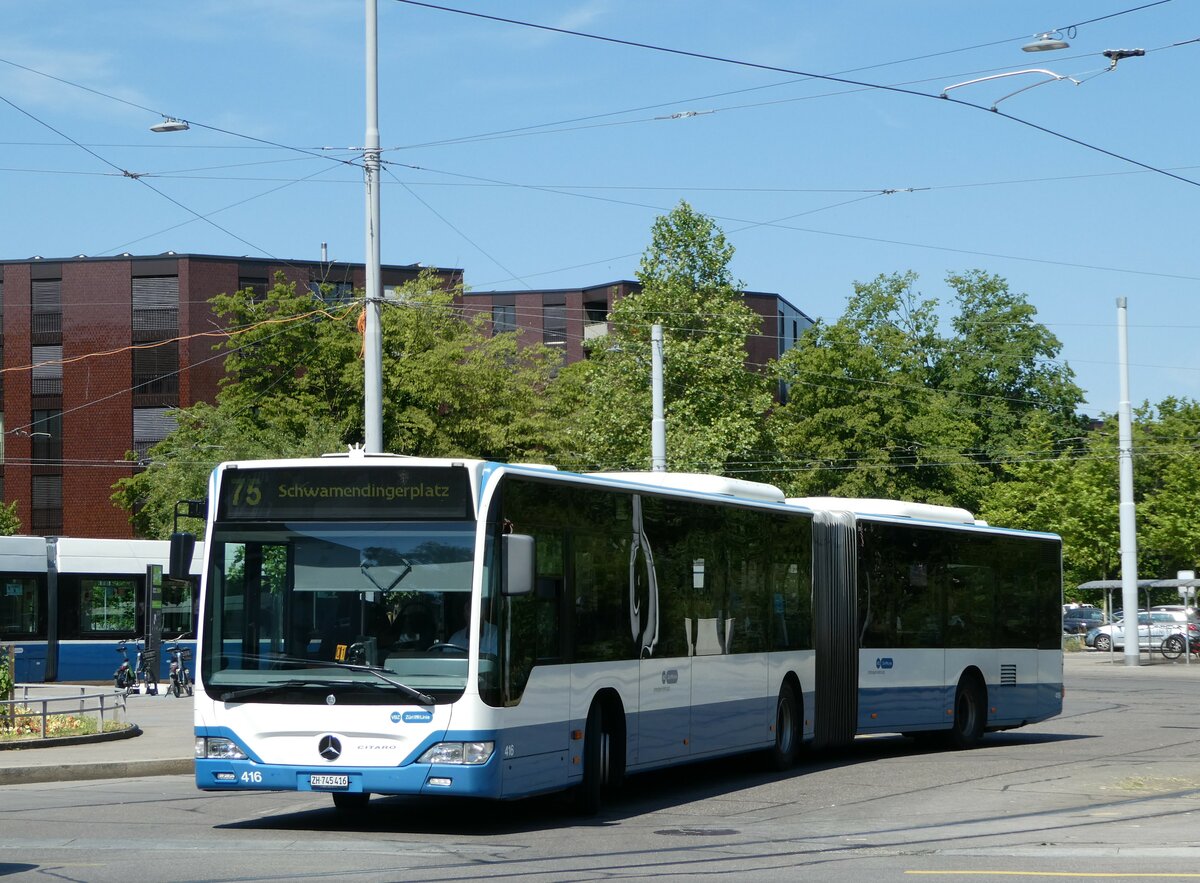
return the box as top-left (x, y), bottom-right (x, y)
top-left (502, 534), bottom-right (535, 596)
top-left (169, 532), bottom-right (196, 582)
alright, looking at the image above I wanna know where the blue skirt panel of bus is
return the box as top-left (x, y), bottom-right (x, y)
top-left (856, 682), bottom-right (1062, 732)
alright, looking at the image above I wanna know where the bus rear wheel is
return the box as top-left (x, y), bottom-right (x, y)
top-left (948, 676), bottom-right (986, 750)
top-left (767, 683), bottom-right (800, 771)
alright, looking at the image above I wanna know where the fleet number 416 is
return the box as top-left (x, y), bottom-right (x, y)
top-left (241, 771), bottom-right (263, 783)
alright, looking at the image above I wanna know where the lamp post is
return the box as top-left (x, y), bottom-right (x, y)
top-left (363, 0), bottom-right (384, 453)
top-left (1116, 297), bottom-right (1140, 667)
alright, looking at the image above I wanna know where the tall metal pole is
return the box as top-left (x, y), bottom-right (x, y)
top-left (363, 0), bottom-right (384, 453)
top-left (650, 324), bottom-right (667, 472)
top-left (1117, 297), bottom-right (1139, 667)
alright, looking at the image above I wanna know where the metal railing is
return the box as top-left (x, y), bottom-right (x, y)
top-left (1, 685), bottom-right (128, 741)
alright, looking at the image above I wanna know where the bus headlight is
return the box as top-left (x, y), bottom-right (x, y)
top-left (197, 737), bottom-right (248, 760)
top-left (417, 741), bottom-right (494, 765)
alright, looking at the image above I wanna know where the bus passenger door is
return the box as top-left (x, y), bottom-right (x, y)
top-left (632, 497), bottom-right (691, 766)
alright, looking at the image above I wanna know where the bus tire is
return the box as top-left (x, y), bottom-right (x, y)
top-left (948, 675), bottom-right (986, 750)
top-left (767, 682), bottom-right (800, 771)
top-left (332, 791), bottom-right (370, 813)
top-left (576, 702), bottom-right (615, 816)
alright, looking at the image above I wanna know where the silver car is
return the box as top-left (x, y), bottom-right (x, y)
top-left (1087, 611), bottom-right (1199, 652)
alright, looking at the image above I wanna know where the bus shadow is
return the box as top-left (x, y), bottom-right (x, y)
top-left (216, 729), bottom-right (1093, 835)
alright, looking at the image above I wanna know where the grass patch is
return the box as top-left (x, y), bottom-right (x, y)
top-left (0, 707), bottom-right (129, 741)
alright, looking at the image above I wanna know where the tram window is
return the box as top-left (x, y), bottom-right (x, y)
top-left (79, 577), bottom-right (138, 633)
top-left (0, 577), bottom-right (42, 635)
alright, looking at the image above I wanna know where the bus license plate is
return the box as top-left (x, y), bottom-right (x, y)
top-left (310, 774), bottom-right (349, 790)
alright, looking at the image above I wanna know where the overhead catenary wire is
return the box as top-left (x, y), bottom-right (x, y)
top-left (392, 0), bottom-right (1197, 189)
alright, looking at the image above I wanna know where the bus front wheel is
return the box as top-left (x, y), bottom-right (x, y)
top-left (767, 682), bottom-right (800, 771)
top-left (332, 791), bottom-right (370, 813)
top-left (576, 702), bottom-right (618, 815)
top-left (948, 676), bottom-right (986, 750)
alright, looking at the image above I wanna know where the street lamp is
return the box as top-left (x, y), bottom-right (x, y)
top-left (1022, 31), bottom-right (1070, 53)
top-left (150, 117), bottom-right (190, 133)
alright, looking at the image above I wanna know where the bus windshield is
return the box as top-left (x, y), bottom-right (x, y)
top-left (202, 521), bottom-right (477, 702)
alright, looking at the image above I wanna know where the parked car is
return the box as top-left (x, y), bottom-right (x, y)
top-left (1064, 607), bottom-right (1106, 634)
top-left (1087, 611), bottom-right (1200, 651)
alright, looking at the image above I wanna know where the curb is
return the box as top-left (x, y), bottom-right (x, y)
top-left (0, 724), bottom-right (141, 752)
top-left (0, 756), bottom-right (192, 786)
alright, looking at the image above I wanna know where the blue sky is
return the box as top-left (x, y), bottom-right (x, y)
top-left (2, 1), bottom-right (1196, 416)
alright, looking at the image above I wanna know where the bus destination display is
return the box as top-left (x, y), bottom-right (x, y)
top-left (216, 466), bottom-right (470, 521)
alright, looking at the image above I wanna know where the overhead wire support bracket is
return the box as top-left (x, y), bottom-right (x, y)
top-left (1102, 48), bottom-right (1146, 69)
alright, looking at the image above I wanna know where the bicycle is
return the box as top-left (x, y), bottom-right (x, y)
top-left (114, 638), bottom-right (158, 695)
top-left (113, 639), bottom-right (135, 693)
top-left (1160, 630), bottom-right (1200, 660)
top-left (164, 634), bottom-right (193, 698)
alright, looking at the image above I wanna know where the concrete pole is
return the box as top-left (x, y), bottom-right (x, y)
top-left (1117, 297), bottom-right (1139, 666)
top-left (651, 324), bottom-right (667, 472)
top-left (363, 0), bottom-right (384, 453)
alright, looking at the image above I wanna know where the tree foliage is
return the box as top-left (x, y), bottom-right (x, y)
top-left (558, 201), bottom-right (774, 473)
top-left (113, 272), bottom-right (561, 537)
top-left (0, 501), bottom-right (21, 537)
top-left (767, 270), bottom-right (1085, 510)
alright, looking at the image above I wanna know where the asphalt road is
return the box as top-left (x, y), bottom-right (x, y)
top-left (4, 651), bottom-right (1200, 882)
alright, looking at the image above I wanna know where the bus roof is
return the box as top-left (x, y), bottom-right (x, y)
top-left (588, 472), bottom-right (786, 503)
top-left (786, 497), bottom-right (979, 525)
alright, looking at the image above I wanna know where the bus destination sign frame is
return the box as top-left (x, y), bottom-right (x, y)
top-left (216, 466), bottom-right (471, 521)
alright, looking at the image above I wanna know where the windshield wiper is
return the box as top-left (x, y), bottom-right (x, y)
top-left (333, 661), bottom-right (435, 705)
top-left (220, 679), bottom-right (353, 703)
top-left (218, 652), bottom-right (437, 705)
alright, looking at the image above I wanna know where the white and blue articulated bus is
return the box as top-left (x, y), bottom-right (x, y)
top-left (178, 451), bottom-right (1062, 813)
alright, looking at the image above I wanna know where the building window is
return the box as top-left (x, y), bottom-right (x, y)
top-left (31, 345), bottom-right (63, 397)
top-left (30, 410), bottom-right (62, 465)
top-left (308, 281), bottom-right (354, 304)
top-left (543, 304), bottom-right (567, 348)
top-left (31, 279), bottom-right (62, 345)
top-left (31, 474), bottom-right (62, 535)
top-left (492, 304), bottom-right (516, 334)
top-left (132, 276), bottom-right (180, 343)
top-left (132, 343), bottom-right (180, 407)
top-left (133, 407), bottom-right (178, 463)
top-left (0, 280), bottom-right (5, 402)
top-left (238, 277), bottom-right (269, 300)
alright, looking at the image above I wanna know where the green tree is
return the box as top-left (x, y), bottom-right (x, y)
top-left (1130, 398), bottom-right (1200, 579)
top-left (0, 500), bottom-right (21, 536)
top-left (978, 411), bottom-right (1118, 594)
top-left (942, 270), bottom-right (1085, 470)
top-left (560, 201), bottom-right (774, 473)
top-left (768, 271), bottom-right (987, 506)
top-left (768, 270), bottom-right (1085, 512)
top-left (114, 272), bottom-right (561, 537)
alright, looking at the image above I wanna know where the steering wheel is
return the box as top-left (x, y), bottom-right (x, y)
top-left (426, 642), bottom-right (467, 655)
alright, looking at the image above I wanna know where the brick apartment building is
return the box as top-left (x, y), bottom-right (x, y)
top-left (461, 280), bottom-right (812, 375)
top-left (0, 253), bottom-right (444, 539)
top-left (0, 255), bottom-right (809, 539)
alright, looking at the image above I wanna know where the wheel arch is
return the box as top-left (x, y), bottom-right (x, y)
top-left (589, 686), bottom-right (627, 779)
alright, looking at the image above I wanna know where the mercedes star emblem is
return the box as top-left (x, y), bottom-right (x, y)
top-left (318, 735), bottom-right (342, 761)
